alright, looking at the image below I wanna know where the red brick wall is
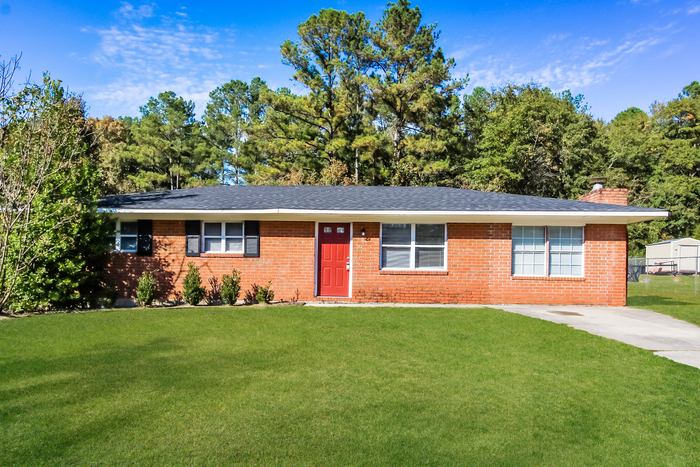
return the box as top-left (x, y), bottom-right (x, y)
top-left (106, 220), bottom-right (628, 306)
top-left (351, 223), bottom-right (627, 306)
top-left (107, 221), bottom-right (317, 302)
top-left (579, 188), bottom-right (628, 206)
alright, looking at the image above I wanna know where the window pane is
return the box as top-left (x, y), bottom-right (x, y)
top-left (120, 222), bottom-right (138, 236)
top-left (416, 248), bottom-right (444, 268)
top-left (513, 248), bottom-right (545, 276)
top-left (225, 223), bottom-right (243, 237)
top-left (512, 252), bottom-right (523, 275)
top-left (382, 247), bottom-right (410, 268)
top-left (550, 251), bottom-right (583, 277)
top-left (225, 238), bottom-right (243, 252)
top-left (512, 226), bottom-right (545, 251)
top-left (415, 224), bottom-right (445, 245)
top-left (550, 226), bottom-right (584, 253)
top-left (204, 223), bottom-right (221, 237)
top-left (382, 224), bottom-right (411, 245)
top-left (121, 236), bottom-right (137, 251)
top-left (532, 227), bottom-right (545, 250)
top-left (533, 260), bottom-right (545, 276)
top-left (205, 238), bottom-right (222, 252)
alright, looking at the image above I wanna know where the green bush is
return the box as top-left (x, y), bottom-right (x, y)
top-left (221, 269), bottom-right (241, 305)
top-left (255, 281), bottom-right (275, 304)
top-left (136, 270), bottom-right (158, 307)
top-left (182, 262), bottom-right (206, 306)
top-left (243, 284), bottom-right (259, 305)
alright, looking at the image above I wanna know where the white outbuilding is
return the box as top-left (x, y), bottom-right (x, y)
top-left (646, 238), bottom-right (700, 273)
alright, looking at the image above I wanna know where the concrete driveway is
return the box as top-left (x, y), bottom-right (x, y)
top-left (309, 301), bottom-right (700, 370)
top-left (498, 305), bottom-right (700, 370)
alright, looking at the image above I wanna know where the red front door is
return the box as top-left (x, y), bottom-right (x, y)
top-left (318, 223), bottom-right (351, 297)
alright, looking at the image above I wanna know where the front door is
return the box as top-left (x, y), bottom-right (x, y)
top-left (318, 223), bottom-right (351, 297)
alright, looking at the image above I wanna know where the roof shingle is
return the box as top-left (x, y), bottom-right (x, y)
top-left (97, 185), bottom-right (665, 213)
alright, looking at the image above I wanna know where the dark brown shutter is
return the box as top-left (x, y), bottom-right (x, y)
top-left (137, 220), bottom-right (153, 256)
top-left (185, 220), bottom-right (201, 257)
top-left (244, 221), bottom-right (260, 257)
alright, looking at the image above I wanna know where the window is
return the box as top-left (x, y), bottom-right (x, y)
top-left (512, 226), bottom-right (545, 276)
top-left (512, 226), bottom-right (584, 277)
top-left (117, 221), bottom-right (138, 252)
top-left (549, 227), bottom-right (584, 276)
top-left (203, 222), bottom-right (244, 253)
top-left (381, 224), bottom-right (446, 270)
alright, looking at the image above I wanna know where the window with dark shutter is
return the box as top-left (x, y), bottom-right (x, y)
top-left (185, 220), bottom-right (201, 257)
top-left (244, 221), bottom-right (260, 257)
top-left (137, 219), bottom-right (153, 256)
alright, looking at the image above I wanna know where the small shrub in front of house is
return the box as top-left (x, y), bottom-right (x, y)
top-left (207, 277), bottom-right (221, 304)
top-left (221, 269), bottom-right (241, 305)
top-left (243, 284), bottom-right (260, 305)
top-left (256, 281), bottom-right (275, 304)
top-left (136, 270), bottom-right (158, 307)
top-left (182, 262), bottom-right (206, 306)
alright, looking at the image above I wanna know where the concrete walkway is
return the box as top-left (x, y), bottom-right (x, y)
top-left (308, 302), bottom-right (700, 370)
top-left (498, 305), bottom-right (700, 370)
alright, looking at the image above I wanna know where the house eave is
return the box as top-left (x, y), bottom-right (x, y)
top-left (98, 208), bottom-right (668, 226)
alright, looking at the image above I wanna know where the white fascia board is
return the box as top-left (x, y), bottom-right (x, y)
top-left (98, 207), bottom-right (668, 218)
top-left (99, 207), bottom-right (667, 226)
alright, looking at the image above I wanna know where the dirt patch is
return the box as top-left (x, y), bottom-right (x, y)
top-left (547, 310), bottom-right (583, 316)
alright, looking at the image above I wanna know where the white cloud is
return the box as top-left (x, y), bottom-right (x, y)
top-left (82, 6), bottom-right (254, 117)
top-left (689, 5), bottom-right (700, 14)
top-left (463, 31), bottom-right (667, 93)
top-left (118, 2), bottom-right (155, 20)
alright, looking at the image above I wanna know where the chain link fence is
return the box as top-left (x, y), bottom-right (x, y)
top-left (628, 256), bottom-right (699, 295)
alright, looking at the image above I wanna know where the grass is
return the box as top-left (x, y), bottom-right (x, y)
top-left (1, 306), bottom-right (699, 466)
top-left (628, 273), bottom-right (700, 326)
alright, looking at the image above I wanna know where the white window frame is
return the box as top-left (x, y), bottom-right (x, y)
top-left (380, 223), bottom-right (447, 271)
top-left (202, 222), bottom-right (245, 254)
top-left (115, 220), bottom-right (138, 253)
top-left (511, 226), bottom-right (585, 278)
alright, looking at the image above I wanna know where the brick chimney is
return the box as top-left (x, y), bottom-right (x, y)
top-left (578, 177), bottom-right (628, 205)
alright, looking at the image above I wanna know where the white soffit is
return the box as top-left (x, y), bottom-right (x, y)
top-left (98, 208), bottom-right (668, 225)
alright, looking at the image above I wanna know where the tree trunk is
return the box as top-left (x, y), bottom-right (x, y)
top-left (355, 148), bottom-right (359, 183)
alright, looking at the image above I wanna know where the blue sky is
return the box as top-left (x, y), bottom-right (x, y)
top-left (1, 0), bottom-right (698, 121)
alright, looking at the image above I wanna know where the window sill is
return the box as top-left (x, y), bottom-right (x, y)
top-left (512, 276), bottom-right (585, 282)
top-left (379, 270), bottom-right (449, 276)
top-left (200, 252), bottom-right (245, 258)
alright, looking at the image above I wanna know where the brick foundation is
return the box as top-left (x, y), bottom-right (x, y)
top-left (106, 221), bottom-right (628, 306)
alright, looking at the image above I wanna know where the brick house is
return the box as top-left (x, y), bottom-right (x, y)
top-left (98, 185), bottom-right (667, 306)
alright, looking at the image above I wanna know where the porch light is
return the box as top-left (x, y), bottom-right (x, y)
top-left (361, 228), bottom-right (366, 237)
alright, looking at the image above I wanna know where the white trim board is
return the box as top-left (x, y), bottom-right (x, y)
top-left (100, 208), bottom-right (667, 225)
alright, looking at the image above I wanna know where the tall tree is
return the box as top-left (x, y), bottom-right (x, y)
top-left (364, 0), bottom-right (466, 173)
top-left (88, 115), bottom-right (139, 194)
top-left (202, 78), bottom-right (266, 185)
top-left (0, 70), bottom-right (112, 312)
top-left (260, 9), bottom-right (372, 181)
top-left (604, 82), bottom-right (700, 252)
top-left (126, 91), bottom-right (212, 191)
top-left (461, 84), bottom-right (606, 199)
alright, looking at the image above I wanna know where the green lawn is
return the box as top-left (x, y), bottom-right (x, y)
top-left (1, 306), bottom-right (699, 466)
top-left (628, 274), bottom-right (700, 326)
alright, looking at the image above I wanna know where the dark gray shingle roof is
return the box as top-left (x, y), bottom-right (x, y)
top-left (98, 185), bottom-right (665, 213)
